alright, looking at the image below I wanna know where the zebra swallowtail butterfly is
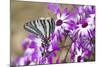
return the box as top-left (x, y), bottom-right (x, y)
top-left (24, 17), bottom-right (55, 45)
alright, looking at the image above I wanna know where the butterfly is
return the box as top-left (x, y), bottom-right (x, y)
top-left (24, 17), bottom-right (73, 63)
top-left (24, 17), bottom-right (55, 45)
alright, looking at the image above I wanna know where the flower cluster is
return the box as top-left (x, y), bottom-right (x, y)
top-left (48, 4), bottom-right (95, 62)
top-left (15, 4), bottom-right (95, 66)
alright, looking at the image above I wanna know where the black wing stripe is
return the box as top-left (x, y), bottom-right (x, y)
top-left (51, 18), bottom-right (55, 33)
top-left (37, 20), bottom-right (45, 37)
top-left (30, 20), bottom-right (42, 35)
top-left (43, 19), bottom-right (47, 38)
top-left (24, 23), bottom-right (39, 36)
top-left (33, 20), bottom-right (44, 38)
top-left (46, 18), bottom-right (51, 39)
top-left (40, 19), bottom-right (47, 37)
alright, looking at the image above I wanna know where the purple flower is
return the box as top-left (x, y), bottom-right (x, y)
top-left (70, 6), bottom-right (95, 40)
top-left (22, 34), bottom-right (36, 50)
top-left (70, 38), bottom-right (94, 62)
top-left (75, 19), bottom-right (94, 39)
top-left (70, 41), bottom-right (85, 62)
top-left (47, 51), bottom-right (56, 64)
top-left (76, 6), bottom-right (95, 16)
top-left (16, 57), bottom-right (25, 65)
top-left (74, 48), bottom-right (85, 62)
top-left (48, 3), bottom-right (77, 34)
top-left (48, 4), bottom-right (77, 50)
top-left (16, 51), bottom-right (33, 66)
top-left (16, 34), bottom-right (44, 65)
top-left (51, 36), bottom-right (60, 50)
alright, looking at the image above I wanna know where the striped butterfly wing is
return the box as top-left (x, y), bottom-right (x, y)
top-left (24, 17), bottom-right (55, 41)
